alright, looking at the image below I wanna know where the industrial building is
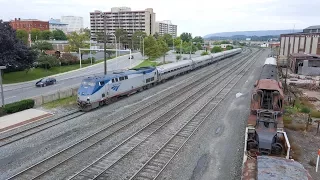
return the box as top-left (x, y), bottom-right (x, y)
top-left (155, 20), bottom-right (177, 37)
top-left (89, 7), bottom-right (156, 43)
top-left (61, 16), bottom-right (83, 33)
top-left (9, 18), bottom-right (49, 32)
top-left (289, 53), bottom-right (320, 76)
top-left (49, 19), bottom-right (68, 33)
top-left (279, 25), bottom-right (320, 66)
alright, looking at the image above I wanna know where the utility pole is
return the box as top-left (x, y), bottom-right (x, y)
top-left (285, 43), bottom-right (291, 93)
top-left (189, 40), bottom-right (192, 59)
top-left (103, 13), bottom-right (107, 75)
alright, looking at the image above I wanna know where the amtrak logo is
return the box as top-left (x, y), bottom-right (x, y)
top-left (111, 84), bottom-right (120, 91)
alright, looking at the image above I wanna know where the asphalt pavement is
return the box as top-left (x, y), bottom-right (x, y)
top-left (1, 53), bottom-right (143, 104)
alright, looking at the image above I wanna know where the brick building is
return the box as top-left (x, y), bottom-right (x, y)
top-left (9, 18), bottom-right (49, 32)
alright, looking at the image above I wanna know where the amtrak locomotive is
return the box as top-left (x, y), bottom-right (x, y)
top-left (77, 48), bottom-right (242, 111)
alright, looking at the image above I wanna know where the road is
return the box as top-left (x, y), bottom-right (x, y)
top-left (1, 50), bottom-right (205, 104)
top-left (1, 53), bottom-right (143, 104)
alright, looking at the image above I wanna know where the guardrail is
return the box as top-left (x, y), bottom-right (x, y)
top-left (32, 86), bottom-right (79, 106)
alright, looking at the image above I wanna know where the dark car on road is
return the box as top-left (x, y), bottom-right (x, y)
top-left (35, 78), bottom-right (57, 87)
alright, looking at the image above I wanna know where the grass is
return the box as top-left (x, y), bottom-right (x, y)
top-left (2, 57), bottom-right (116, 84)
top-left (43, 96), bottom-right (77, 109)
top-left (133, 60), bottom-right (158, 68)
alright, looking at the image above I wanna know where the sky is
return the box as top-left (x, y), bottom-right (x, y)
top-left (1, 0), bottom-right (319, 37)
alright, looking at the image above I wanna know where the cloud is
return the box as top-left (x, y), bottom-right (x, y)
top-left (1, 0), bottom-right (319, 36)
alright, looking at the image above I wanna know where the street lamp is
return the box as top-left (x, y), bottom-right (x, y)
top-left (107, 33), bottom-right (117, 58)
top-left (0, 66), bottom-right (6, 107)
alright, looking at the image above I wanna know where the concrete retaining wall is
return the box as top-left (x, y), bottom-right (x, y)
top-left (32, 86), bottom-right (79, 106)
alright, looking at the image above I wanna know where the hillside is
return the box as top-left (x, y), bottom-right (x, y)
top-left (204, 29), bottom-right (302, 39)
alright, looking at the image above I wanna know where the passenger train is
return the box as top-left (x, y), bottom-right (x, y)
top-left (77, 48), bottom-right (242, 111)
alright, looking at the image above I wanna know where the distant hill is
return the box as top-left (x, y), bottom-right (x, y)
top-left (204, 30), bottom-right (302, 39)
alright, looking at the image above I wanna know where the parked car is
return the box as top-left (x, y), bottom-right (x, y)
top-left (129, 55), bottom-right (134, 59)
top-left (35, 78), bottom-right (57, 87)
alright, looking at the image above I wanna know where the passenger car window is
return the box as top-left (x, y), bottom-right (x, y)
top-left (115, 78), bottom-right (118, 82)
top-left (119, 77), bottom-right (124, 81)
top-left (125, 76), bottom-right (128, 79)
top-left (112, 79), bottom-right (115, 83)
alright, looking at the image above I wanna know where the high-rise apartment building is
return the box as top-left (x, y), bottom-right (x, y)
top-left (61, 16), bottom-right (83, 33)
top-left (90, 7), bottom-right (156, 43)
top-left (155, 20), bottom-right (177, 38)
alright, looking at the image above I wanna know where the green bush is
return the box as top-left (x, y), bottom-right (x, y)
top-left (201, 51), bottom-right (209, 56)
top-left (4, 99), bottom-right (35, 114)
top-left (300, 106), bottom-right (311, 114)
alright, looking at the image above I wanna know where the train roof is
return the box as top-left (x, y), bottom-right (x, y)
top-left (156, 60), bottom-right (192, 70)
top-left (257, 156), bottom-right (312, 180)
top-left (264, 57), bottom-right (277, 66)
top-left (243, 156), bottom-right (313, 180)
top-left (260, 64), bottom-right (278, 80)
top-left (83, 66), bottom-right (156, 82)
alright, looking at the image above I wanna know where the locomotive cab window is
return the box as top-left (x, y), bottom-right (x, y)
top-left (99, 81), bottom-right (105, 86)
top-left (115, 78), bottom-right (119, 82)
top-left (119, 77), bottom-right (125, 81)
top-left (125, 76), bottom-right (128, 80)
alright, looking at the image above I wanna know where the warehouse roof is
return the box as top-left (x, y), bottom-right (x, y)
top-left (291, 53), bottom-right (320, 59)
top-left (304, 25), bottom-right (320, 29)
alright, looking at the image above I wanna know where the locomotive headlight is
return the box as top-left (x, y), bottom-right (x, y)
top-left (87, 97), bottom-right (90, 102)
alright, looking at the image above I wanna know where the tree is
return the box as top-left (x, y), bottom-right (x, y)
top-left (157, 39), bottom-right (170, 63)
top-left (31, 28), bottom-right (41, 41)
top-left (32, 41), bottom-right (53, 52)
top-left (226, 45), bottom-right (234, 50)
top-left (211, 46), bottom-right (222, 53)
top-left (153, 32), bottom-right (160, 39)
top-left (143, 35), bottom-right (159, 58)
top-left (67, 32), bottom-right (89, 59)
top-left (132, 31), bottom-right (147, 50)
top-left (163, 33), bottom-right (173, 47)
top-left (115, 28), bottom-right (128, 48)
top-left (52, 29), bottom-right (67, 40)
top-left (36, 54), bottom-right (59, 70)
top-left (196, 42), bottom-right (203, 50)
top-left (220, 40), bottom-right (231, 44)
top-left (180, 32), bottom-right (192, 42)
top-left (40, 30), bottom-right (52, 40)
top-left (193, 36), bottom-right (204, 44)
top-left (16, 29), bottom-right (28, 45)
top-left (0, 20), bottom-right (36, 73)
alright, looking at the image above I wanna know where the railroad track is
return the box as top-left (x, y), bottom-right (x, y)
top-left (6, 49), bottom-right (256, 180)
top-left (0, 50), bottom-right (248, 148)
top-left (65, 50), bottom-right (262, 180)
top-left (128, 50), bottom-right (262, 180)
top-left (0, 110), bottom-right (85, 147)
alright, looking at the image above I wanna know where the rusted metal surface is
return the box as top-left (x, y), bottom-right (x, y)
top-left (242, 158), bottom-right (257, 180)
top-left (255, 79), bottom-right (284, 97)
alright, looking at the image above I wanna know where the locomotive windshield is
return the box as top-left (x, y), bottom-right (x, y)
top-left (81, 81), bottom-right (96, 87)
